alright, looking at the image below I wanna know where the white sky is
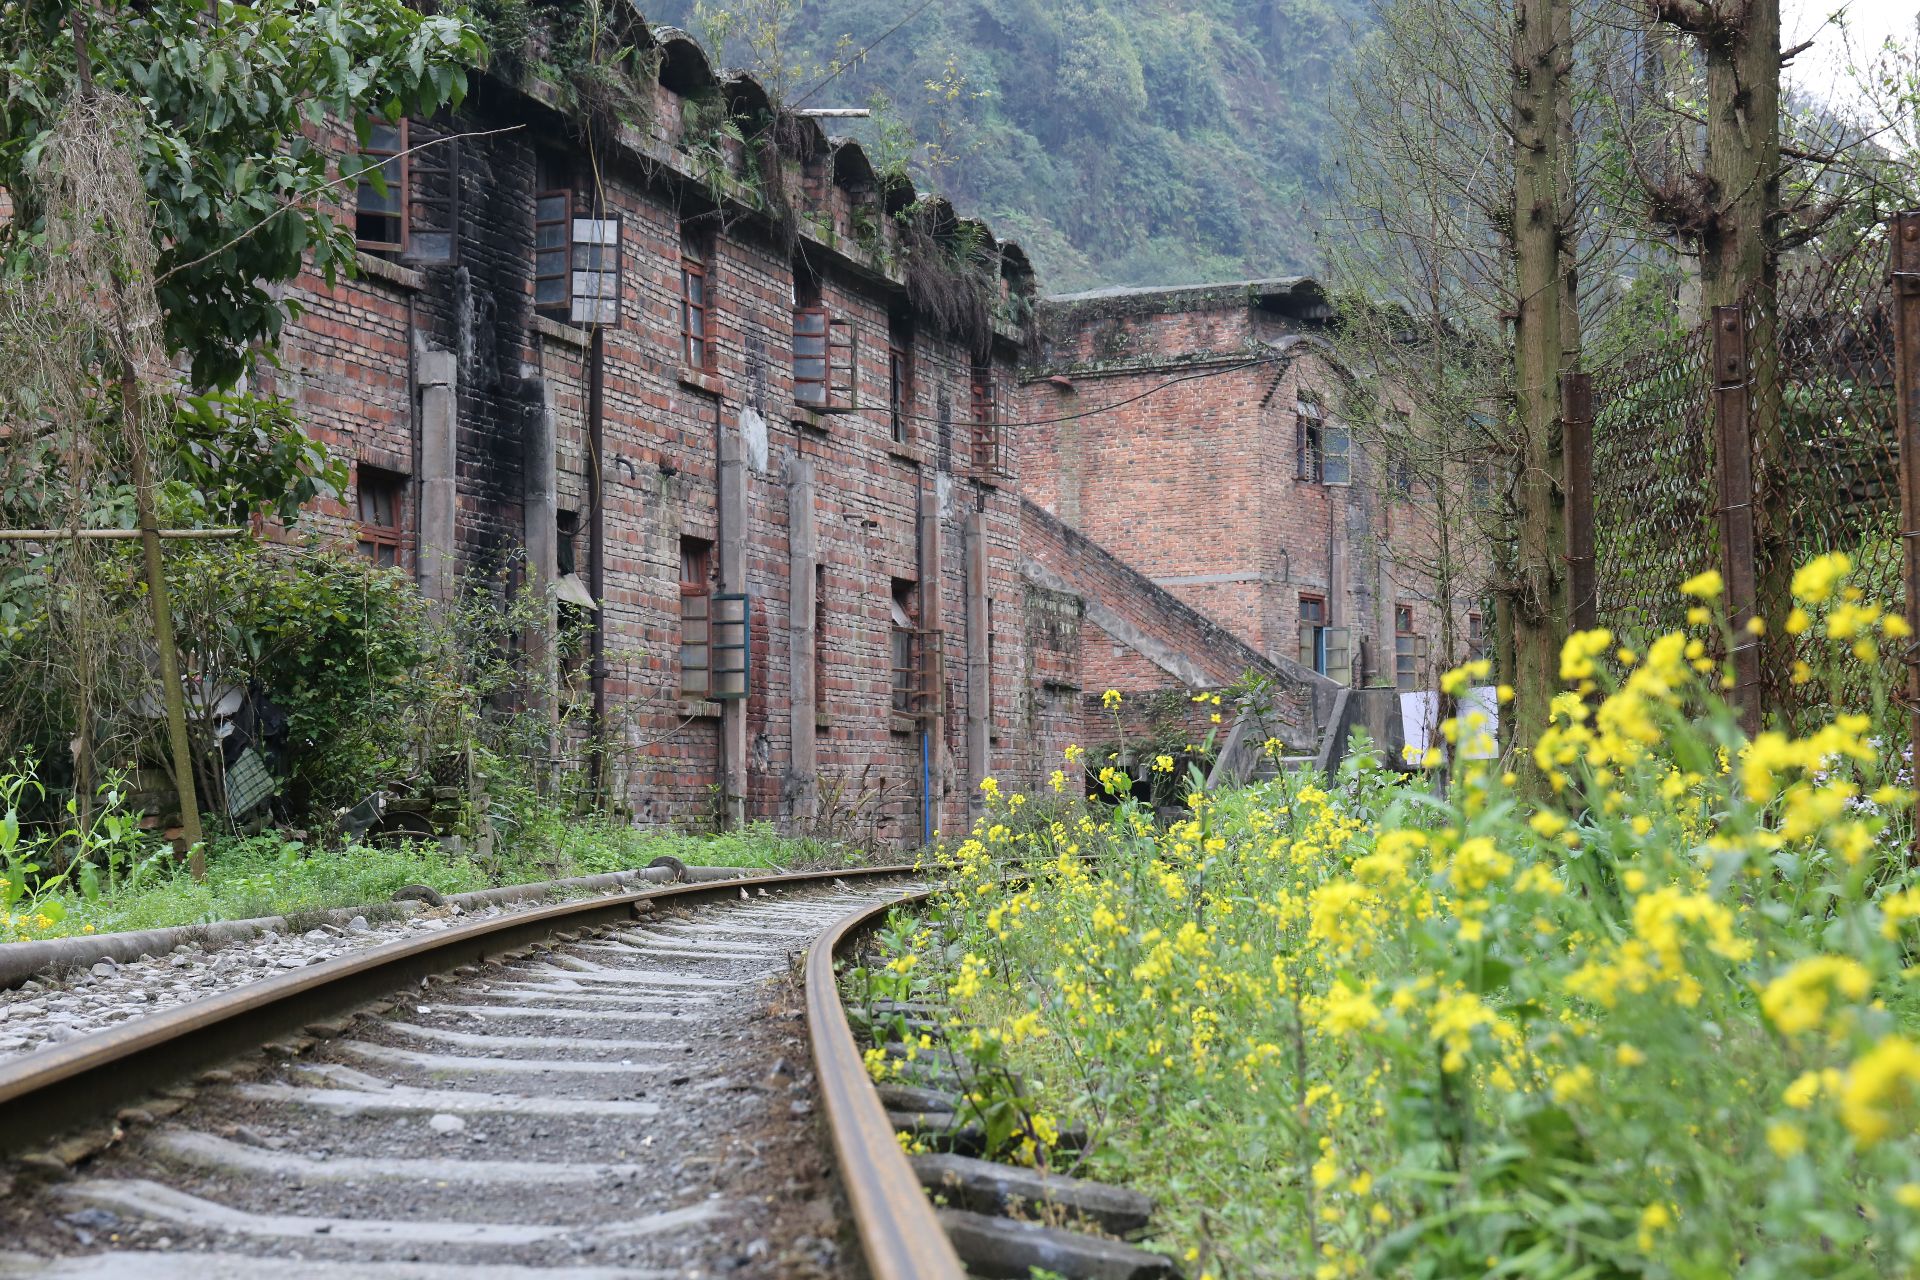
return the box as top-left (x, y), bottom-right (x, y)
top-left (1783, 0), bottom-right (1917, 105)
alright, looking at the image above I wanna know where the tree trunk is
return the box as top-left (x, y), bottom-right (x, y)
top-left (1508, 0), bottom-right (1571, 754)
top-left (1703, 0), bottom-right (1785, 701)
top-left (1655, 0), bottom-right (1785, 711)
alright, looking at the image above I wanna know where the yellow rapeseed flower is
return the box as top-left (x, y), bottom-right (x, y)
top-left (1840, 1035), bottom-right (1920, 1145)
top-left (1792, 552), bottom-right (1852, 605)
top-left (1680, 569), bottom-right (1723, 599)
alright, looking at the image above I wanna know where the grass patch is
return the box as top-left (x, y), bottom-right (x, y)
top-left (4, 817), bottom-right (869, 943)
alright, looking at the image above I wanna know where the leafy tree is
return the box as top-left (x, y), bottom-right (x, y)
top-left (0, 0), bottom-right (483, 860)
top-left (1, 0), bottom-right (485, 388)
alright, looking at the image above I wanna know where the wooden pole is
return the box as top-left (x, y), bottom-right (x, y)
top-left (70, 5), bottom-right (205, 875)
top-left (1713, 303), bottom-right (1762, 739)
top-left (1562, 371), bottom-right (1597, 633)
top-left (1889, 212), bottom-right (1920, 846)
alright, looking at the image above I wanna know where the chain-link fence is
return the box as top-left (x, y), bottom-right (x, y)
top-left (1586, 220), bottom-right (1914, 734)
top-left (1591, 322), bottom-right (1717, 642)
top-left (1765, 244), bottom-right (1904, 724)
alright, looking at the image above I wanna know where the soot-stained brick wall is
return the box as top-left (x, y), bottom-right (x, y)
top-left (263, 27), bottom-right (1307, 842)
top-left (269, 50), bottom-right (1057, 842)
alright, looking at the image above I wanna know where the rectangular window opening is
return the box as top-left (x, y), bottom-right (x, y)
top-left (356, 466), bottom-right (406, 568)
top-left (681, 226), bottom-right (716, 371)
top-left (1395, 603), bottom-right (1426, 693)
top-left (1295, 594), bottom-right (1350, 685)
top-left (534, 189), bottom-right (572, 316)
top-left (891, 577), bottom-right (919, 716)
top-left (970, 359), bottom-right (1003, 476)
top-left (355, 118), bottom-right (408, 254)
top-left (1298, 594), bottom-right (1327, 675)
top-left (888, 327), bottom-right (914, 444)
top-left (679, 536), bottom-right (714, 698)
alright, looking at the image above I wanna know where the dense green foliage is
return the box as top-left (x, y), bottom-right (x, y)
top-left (653, 0), bottom-right (1364, 289)
top-left (0, 0), bottom-right (483, 386)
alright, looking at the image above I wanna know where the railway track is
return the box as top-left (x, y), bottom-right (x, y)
top-left (0, 867), bottom-right (924, 1280)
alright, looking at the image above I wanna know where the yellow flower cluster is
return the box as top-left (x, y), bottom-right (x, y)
top-left (917, 558), bottom-right (1920, 1273)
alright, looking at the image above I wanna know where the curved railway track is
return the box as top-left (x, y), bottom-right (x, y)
top-left (0, 866), bottom-right (925, 1280)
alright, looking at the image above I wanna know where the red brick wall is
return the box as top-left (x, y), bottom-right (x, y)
top-left (1016, 497), bottom-right (1324, 779)
top-left (267, 53), bottom-right (1050, 845)
top-left (1018, 286), bottom-right (1491, 699)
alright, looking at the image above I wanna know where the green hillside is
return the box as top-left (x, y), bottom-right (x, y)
top-left (645, 0), bottom-right (1367, 291)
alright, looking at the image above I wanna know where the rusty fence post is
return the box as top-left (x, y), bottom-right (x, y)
top-left (1712, 303), bottom-right (1762, 738)
top-left (1563, 370), bottom-right (1597, 633)
top-left (1891, 212), bottom-right (1920, 795)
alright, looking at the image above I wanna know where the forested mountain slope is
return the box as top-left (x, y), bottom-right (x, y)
top-left (644, 0), bottom-right (1367, 291)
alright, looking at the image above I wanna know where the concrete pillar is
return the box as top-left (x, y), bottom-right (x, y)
top-left (719, 420), bottom-right (749, 828)
top-left (523, 389), bottom-right (558, 727)
top-left (786, 455), bottom-right (817, 824)
top-left (918, 478), bottom-right (945, 837)
top-left (964, 504), bottom-right (989, 816)
top-left (415, 349), bottom-right (458, 605)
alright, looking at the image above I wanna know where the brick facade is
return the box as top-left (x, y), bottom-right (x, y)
top-left (1017, 498), bottom-right (1334, 783)
top-left (181, 21), bottom-right (1369, 844)
top-left (263, 29), bottom-right (1062, 844)
top-left (1018, 280), bottom-right (1492, 702)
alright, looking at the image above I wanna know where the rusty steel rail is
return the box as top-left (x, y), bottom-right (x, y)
top-left (0, 864), bottom-right (915, 1158)
top-left (806, 889), bottom-right (966, 1280)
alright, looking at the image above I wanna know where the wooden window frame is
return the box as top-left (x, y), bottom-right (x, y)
top-left (569, 210), bottom-right (623, 327)
top-left (1394, 603), bottom-right (1425, 693)
top-left (403, 121), bottom-right (458, 266)
top-left (890, 579), bottom-right (918, 716)
top-left (679, 537), bottom-right (714, 698)
top-left (533, 189), bottom-right (572, 317)
top-left (356, 466), bottom-right (405, 569)
top-left (793, 304), bottom-right (830, 407)
top-left (1298, 593), bottom-right (1328, 675)
top-left (1294, 394), bottom-right (1322, 483)
top-left (970, 360), bottom-right (1006, 477)
top-left (355, 118), bottom-right (408, 254)
top-left (888, 330), bottom-right (914, 444)
top-left (1320, 420), bottom-right (1352, 485)
top-left (681, 232), bottom-right (716, 371)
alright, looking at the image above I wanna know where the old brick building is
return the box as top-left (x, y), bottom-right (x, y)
top-left (1018, 279), bottom-right (1492, 714)
top-left (258, 19), bottom-right (1338, 843)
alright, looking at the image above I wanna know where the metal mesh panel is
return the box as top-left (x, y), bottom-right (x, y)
top-left (1764, 245), bottom-right (1904, 726)
top-left (1587, 232), bottom-right (1908, 733)
top-left (1591, 322), bottom-right (1717, 643)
